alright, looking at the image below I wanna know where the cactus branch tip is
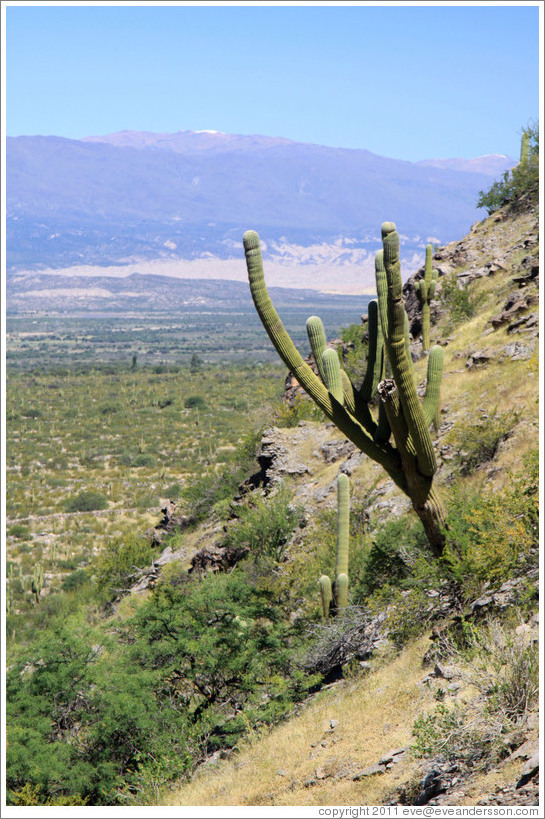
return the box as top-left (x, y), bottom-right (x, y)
top-left (381, 221), bottom-right (397, 238)
top-left (243, 230), bottom-right (260, 250)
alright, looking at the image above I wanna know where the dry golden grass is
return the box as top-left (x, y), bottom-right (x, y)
top-left (165, 636), bottom-right (436, 807)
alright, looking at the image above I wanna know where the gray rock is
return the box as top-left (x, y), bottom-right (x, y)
top-left (516, 752), bottom-right (539, 789)
top-left (352, 764), bottom-right (387, 779)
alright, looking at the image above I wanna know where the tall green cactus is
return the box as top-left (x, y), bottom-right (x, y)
top-left (320, 473), bottom-right (351, 617)
top-left (519, 130), bottom-right (530, 165)
top-left (31, 563), bottom-right (44, 604)
top-left (415, 244), bottom-right (439, 351)
top-left (243, 222), bottom-right (446, 556)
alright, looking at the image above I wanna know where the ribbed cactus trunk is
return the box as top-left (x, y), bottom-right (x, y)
top-left (520, 130), bottom-right (530, 165)
top-left (415, 244), bottom-right (438, 352)
top-left (243, 222), bottom-right (447, 556)
top-left (319, 474), bottom-right (352, 617)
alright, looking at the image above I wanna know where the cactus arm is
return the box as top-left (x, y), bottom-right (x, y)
top-left (418, 244), bottom-right (437, 350)
top-left (306, 315), bottom-right (328, 382)
top-left (374, 400), bottom-right (392, 443)
top-left (520, 130), bottom-right (529, 165)
top-left (404, 310), bottom-right (416, 379)
top-left (422, 345), bottom-right (444, 429)
top-left (322, 348), bottom-right (344, 403)
top-left (306, 314), bottom-right (372, 425)
top-left (319, 575), bottom-right (333, 619)
top-left (335, 573), bottom-right (349, 610)
top-left (243, 230), bottom-right (403, 481)
top-left (335, 474), bottom-right (350, 580)
top-left (359, 300), bottom-right (385, 401)
top-left (374, 250), bottom-right (390, 356)
top-left (381, 223), bottom-right (437, 477)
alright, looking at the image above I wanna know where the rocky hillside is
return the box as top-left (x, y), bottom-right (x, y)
top-left (131, 198), bottom-right (539, 807)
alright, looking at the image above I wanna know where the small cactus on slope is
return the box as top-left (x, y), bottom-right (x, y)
top-left (320, 474), bottom-right (351, 617)
top-left (243, 222), bottom-right (446, 555)
top-left (31, 563), bottom-right (44, 604)
top-left (415, 244), bottom-right (439, 351)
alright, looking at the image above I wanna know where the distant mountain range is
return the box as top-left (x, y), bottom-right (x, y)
top-left (6, 130), bottom-right (516, 302)
top-left (6, 270), bottom-right (365, 316)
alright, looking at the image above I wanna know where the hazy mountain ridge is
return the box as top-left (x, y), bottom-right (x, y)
top-left (6, 271), bottom-right (367, 315)
top-left (6, 130), bottom-right (516, 283)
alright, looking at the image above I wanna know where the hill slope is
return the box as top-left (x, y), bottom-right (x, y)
top-left (159, 198), bottom-right (539, 807)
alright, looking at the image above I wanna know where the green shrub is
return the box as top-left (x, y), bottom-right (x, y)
top-left (133, 453), bottom-right (156, 468)
top-left (355, 516), bottom-right (432, 600)
top-left (221, 487), bottom-right (303, 562)
top-left (450, 407), bottom-right (520, 475)
top-left (442, 452), bottom-right (538, 594)
top-left (184, 395), bottom-right (207, 410)
top-left (93, 534), bottom-right (159, 599)
top-left (98, 401), bottom-right (120, 415)
top-left (477, 124), bottom-right (539, 214)
top-left (8, 524), bottom-right (31, 540)
top-left (272, 394), bottom-right (325, 428)
top-left (163, 483), bottom-right (183, 500)
top-left (61, 569), bottom-right (90, 593)
top-left (21, 408), bottom-right (42, 419)
top-left (65, 490), bottom-right (109, 513)
top-left (440, 270), bottom-right (483, 325)
top-left (180, 428), bottom-right (262, 522)
top-left (8, 784), bottom-right (88, 806)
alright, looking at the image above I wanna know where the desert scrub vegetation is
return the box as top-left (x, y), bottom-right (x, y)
top-left (439, 269), bottom-right (486, 329)
top-left (5, 361), bottom-right (285, 616)
top-left (411, 618), bottom-right (538, 771)
top-left (476, 124), bottom-right (538, 215)
top-left (441, 451), bottom-right (539, 595)
top-left (448, 406), bottom-right (521, 475)
top-left (5, 550), bottom-right (319, 806)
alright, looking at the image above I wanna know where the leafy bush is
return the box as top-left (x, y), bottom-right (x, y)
top-left (221, 487), bottom-right (303, 562)
top-left (61, 569), bottom-right (90, 592)
top-left (272, 394), bottom-right (325, 428)
top-left (163, 482), bottom-right (183, 500)
top-left (439, 270), bottom-right (483, 326)
top-left (93, 534), bottom-right (160, 599)
top-left (477, 124), bottom-right (539, 214)
top-left (184, 395), bottom-right (207, 410)
top-left (133, 453), bottom-right (156, 468)
top-left (355, 516), bottom-right (433, 600)
top-left (8, 784), bottom-right (88, 806)
top-left (8, 524), bottom-right (31, 540)
top-left (180, 428), bottom-right (262, 523)
top-left (64, 490), bottom-right (109, 513)
top-left (450, 407), bottom-right (520, 475)
top-left (442, 452), bottom-right (538, 594)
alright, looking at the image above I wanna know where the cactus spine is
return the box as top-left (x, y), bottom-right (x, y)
top-left (243, 222), bottom-right (446, 555)
top-left (319, 473), bottom-right (351, 617)
top-left (415, 244), bottom-right (439, 351)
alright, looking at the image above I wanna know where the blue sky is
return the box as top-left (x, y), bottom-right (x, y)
top-left (3, 1), bottom-right (541, 162)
